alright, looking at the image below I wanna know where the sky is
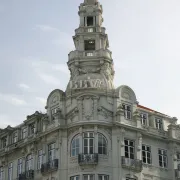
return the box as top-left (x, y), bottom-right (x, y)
top-left (0, 0), bottom-right (180, 128)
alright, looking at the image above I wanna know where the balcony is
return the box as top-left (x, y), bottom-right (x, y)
top-left (41, 159), bottom-right (59, 175)
top-left (75, 27), bottom-right (105, 34)
top-left (68, 49), bottom-right (112, 61)
top-left (121, 157), bottom-right (142, 172)
top-left (78, 153), bottom-right (98, 165)
top-left (175, 169), bottom-right (180, 179)
top-left (18, 170), bottom-right (34, 180)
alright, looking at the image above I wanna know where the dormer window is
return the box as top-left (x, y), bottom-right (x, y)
top-left (13, 132), bottom-right (18, 143)
top-left (155, 118), bottom-right (163, 130)
top-left (87, 16), bottom-right (94, 26)
top-left (141, 113), bottom-right (147, 126)
top-left (85, 40), bottom-right (95, 51)
top-left (1, 137), bottom-right (7, 148)
top-left (122, 104), bottom-right (131, 120)
top-left (22, 127), bottom-right (27, 139)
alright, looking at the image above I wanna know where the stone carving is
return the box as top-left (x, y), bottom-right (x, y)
top-left (100, 62), bottom-right (114, 80)
top-left (78, 67), bottom-right (101, 74)
top-left (69, 78), bottom-right (104, 89)
top-left (66, 107), bottom-right (79, 121)
top-left (51, 96), bottom-right (58, 105)
top-left (82, 97), bottom-right (94, 120)
top-left (69, 64), bottom-right (79, 80)
top-left (175, 129), bottom-right (180, 139)
top-left (97, 106), bottom-right (113, 119)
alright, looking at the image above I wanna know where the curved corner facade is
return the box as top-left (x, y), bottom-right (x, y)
top-left (0, 0), bottom-right (179, 180)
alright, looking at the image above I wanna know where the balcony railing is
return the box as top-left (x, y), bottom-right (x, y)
top-left (41, 159), bottom-right (58, 175)
top-left (18, 170), bottom-right (34, 180)
top-left (68, 49), bottom-right (112, 61)
top-left (175, 169), bottom-right (180, 179)
top-left (78, 153), bottom-right (98, 165)
top-left (75, 27), bottom-right (105, 34)
top-left (121, 157), bottom-right (142, 172)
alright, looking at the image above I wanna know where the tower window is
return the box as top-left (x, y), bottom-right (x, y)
top-left (87, 16), bottom-right (94, 26)
top-left (84, 40), bottom-right (95, 51)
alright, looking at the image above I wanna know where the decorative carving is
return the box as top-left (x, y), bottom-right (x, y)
top-left (175, 129), bottom-right (180, 139)
top-left (97, 106), bottom-right (113, 119)
top-left (69, 64), bottom-right (79, 80)
top-left (82, 97), bottom-right (94, 120)
top-left (100, 62), bottom-right (114, 80)
top-left (66, 107), bottom-right (79, 120)
top-left (78, 67), bottom-right (101, 74)
top-left (107, 97), bottom-right (113, 105)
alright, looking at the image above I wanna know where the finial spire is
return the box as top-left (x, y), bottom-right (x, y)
top-left (84, 0), bottom-right (98, 5)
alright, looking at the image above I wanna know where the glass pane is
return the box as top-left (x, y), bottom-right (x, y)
top-left (90, 139), bottom-right (93, 146)
top-left (84, 147), bottom-right (88, 154)
top-left (84, 139), bottom-right (88, 146)
top-left (90, 147), bottom-right (93, 154)
top-left (98, 147), bottom-right (102, 154)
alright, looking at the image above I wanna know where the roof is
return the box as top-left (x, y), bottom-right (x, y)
top-left (137, 104), bottom-right (171, 118)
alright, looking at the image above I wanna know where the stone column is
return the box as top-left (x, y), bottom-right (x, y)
top-left (137, 133), bottom-right (142, 160)
top-left (78, 99), bottom-right (83, 121)
top-left (94, 126), bottom-right (98, 153)
top-left (93, 98), bottom-right (98, 120)
top-left (79, 127), bottom-right (83, 154)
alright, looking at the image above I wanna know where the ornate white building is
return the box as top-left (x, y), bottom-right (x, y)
top-left (0, 0), bottom-right (180, 180)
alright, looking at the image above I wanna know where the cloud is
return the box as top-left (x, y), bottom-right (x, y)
top-left (38, 73), bottom-right (60, 86)
top-left (36, 97), bottom-right (46, 105)
top-left (18, 83), bottom-right (30, 90)
top-left (35, 25), bottom-right (60, 33)
top-left (0, 93), bottom-right (27, 106)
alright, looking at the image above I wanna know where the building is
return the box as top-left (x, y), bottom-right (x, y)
top-left (0, 0), bottom-right (180, 180)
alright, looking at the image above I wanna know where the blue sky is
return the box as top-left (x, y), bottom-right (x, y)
top-left (0, 0), bottom-right (180, 127)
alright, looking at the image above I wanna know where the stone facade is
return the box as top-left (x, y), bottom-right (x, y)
top-left (0, 0), bottom-right (180, 180)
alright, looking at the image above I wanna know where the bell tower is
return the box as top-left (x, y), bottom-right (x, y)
top-left (66, 0), bottom-right (115, 92)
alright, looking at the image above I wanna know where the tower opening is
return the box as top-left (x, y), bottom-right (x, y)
top-left (87, 16), bottom-right (94, 26)
top-left (84, 40), bottom-right (95, 51)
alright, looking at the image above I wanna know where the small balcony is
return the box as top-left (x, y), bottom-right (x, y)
top-left (78, 153), bottom-right (98, 165)
top-left (175, 169), bottom-right (180, 179)
top-left (121, 157), bottom-right (142, 172)
top-left (18, 170), bottom-right (34, 180)
top-left (41, 159), bottom-right (59, 175)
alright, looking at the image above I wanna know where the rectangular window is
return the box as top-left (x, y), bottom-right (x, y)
top-left (17, 158), bottom-right (23, 177)
top-left (22, 127), bottom-right (27, 139)
top-left (141, 113), bottom-right (147, 125)
top-left (70, 176), bottom-right (80, 180)
top-left (37, 150), bottom-right (43, 169)
top-left (26, 154), bottom-right (33, 171)
top-left (87, 16), bottom-right (94, 26)
top-left (98, 175), bottom-right (109, 180)
top-left (8, 162), bottom-right (13, 180)
top-left (1, 136), bottom-right (7, 148)
top-left (158, 149), bottom-right (167, 168)
top-left (83, 133), bottom-right (94, 154)
top-left (142, 145), bottom-right (151, 164)
top-left (51, 108), bottom-right (57, 115)
top-left (84, 40), bottom-right (95, 51)
top-left (48, 143), bottom-right (56, 161)
top-left (0, 167), bottom-right (4, 180)
top-left (155, 118), bottom-right (163, 130)
top-left (83, 174), bottom-right (94, 180)
top-left (29, 124), bottom-right (35, 135)
top-left (122, 104), bottom-right (131, 119)
top-left (124, 139), bottom-right (134, 159)
top-left (13, 132), bottom-right (18, 143)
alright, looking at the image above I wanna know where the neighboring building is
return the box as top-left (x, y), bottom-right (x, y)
top-left (0, 0), bottom-right (180, 180)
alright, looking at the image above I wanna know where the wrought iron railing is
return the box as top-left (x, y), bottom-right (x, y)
top-left (18, 170), bottom-right (34, 180)
top-left (78, 153), bottom-right (98, 165)
top-left (41, 159), bottom-right (58, 174)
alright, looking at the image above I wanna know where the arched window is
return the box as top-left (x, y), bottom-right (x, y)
top-left (26, 154), bottom-right (33, 171)
top-left (71, 135), bottom-right (80, 157)
top-left (98, 133), bottom-right (107, 155)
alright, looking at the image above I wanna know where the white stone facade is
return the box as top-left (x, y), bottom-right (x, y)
top-left (0, 0), bottom-right (180, 180)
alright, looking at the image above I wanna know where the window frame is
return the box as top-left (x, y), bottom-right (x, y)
top-left (8, 162), bottom-right (13, 180)
top-left (13, 131), bottom-right (18, 143)
top-left (155, 118), bottom-right (163, 130)
top-left (71, 135), bottom-right (80, 157)
top-left (98, 133), bottom-right (107, 155)
top-left (70, 175), bottom-right (80, 180)
top-left (29, 123), bottom-right (35, 135)
top-left (124, 139), bottom-right (135, 159)
top-left (122, 104), bottom-right (131, 120)
top-left (48, 143), bottom-right (56, 161)
top-left (84, 40), bottom-right (96, 51)
top-left (26, 154), bottom-right (33, 171)
top-left (98, 174), bottom-right (109, 180)
top-left (83, 132), bottom-right (94, 154)
top-left (1, 136), bottom-right (7, 148)
top-left (158, 149), bottom-right (167, 168)
top-left (0, 167), bottom-right (4, 180)
top-left (83, 174), bottom-right (95, 180)
top-left (37, 149), bottom-right (43, 170)
top-left (142, 144), bottom-right (151, 164)
top-left (22, 127), bottom-right (27, 139)
top-left (140, 113), bottom-right (148, 126)
top-left (17, 158), bottom-right (23, 177)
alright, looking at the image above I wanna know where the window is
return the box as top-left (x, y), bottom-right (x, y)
top-left (71, 135), bottom-right (80, 157)
top-left (37, 150), bottom-right (43, 169)
top-left (98, 134), bottom-right (107, 155)
top-left (87, 28), bottom-right (94, 33)
top-left (8, 162), bottom-right (13, 180)
top-left (13, 132), bottom-right (18, 143)
top-left (83, 174), bottom-right (94, 180)
top-left (70, 176), bottom-right (80, 180)
top-left (84, 40), bottom-right (95, 51)
top-left (87, 16), bottom-right (94, 26)
top-left (29, 124), bottom-right (35, 135)
top-left (26, 154), bottom-right (33, 171)
top-left (48, 143), bottom-right (56, 161)
top-left (155, 118), bottom-right (163, 130)
top-left (141, 113), bottom-right (147, 125)
top-left (122, 104), bottom-right (131, 119)
top-left (142, 145), bottom-right (151, 164)
top-left (158, 149), bottom-right (167, 168)
top-left (83, 132), bottom-right (94, 154)
top-left (98, 175), bottom-right (109, 180)
top-left (0, 167), bottom-right (4, 180)
top-left (51, 108), bottom-right (57, 115)
top-left (86, 52), bottom-right (93, 56)
top-left (124, 139), bottom-right (134, 159)
top-left (1, 136), bottom-right (7, 148)
top-left (22, 127), bottom-right (27, 139)
top-left (17, 158), bottom-right (23, 177)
